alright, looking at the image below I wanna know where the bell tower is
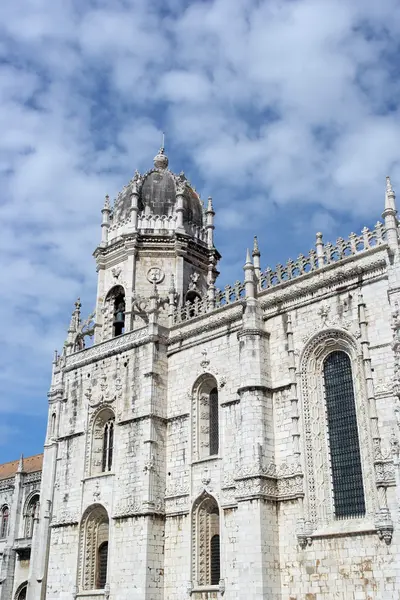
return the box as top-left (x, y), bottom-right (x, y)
top-left (93, 146), bottom-right (220, 342)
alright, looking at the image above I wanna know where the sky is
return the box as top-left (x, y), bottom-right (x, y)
top-left (1, 0), bottom-right (400, 462)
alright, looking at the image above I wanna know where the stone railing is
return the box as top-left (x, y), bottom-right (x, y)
top-left (173, 281), bottom-right (245, 324)
top-left (172, 223), bottom-right (387, 325)
top-left (259, 223), bottom-right (386, 290)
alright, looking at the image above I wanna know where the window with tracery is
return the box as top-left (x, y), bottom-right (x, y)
top-left (0, 506), bottom-right (9, 538)
top-left (192, 375), bottom-right (219, 460)
top-left (102, 420), bottom-right (114, 472)
top-left (323, 351), bottom-right (365, 518)
top-left (300, 331), bottom-right (371, 529)
top-left (78, 505), bottom-right (109, 591)
top-left (90, 408), bottom-right (115, 476)
top-left (97, 542), bottom-right (108, 589)
top-left (24, 495), bottom-right (39, 538)
top-left (192, 494), bottom-right (220, 587)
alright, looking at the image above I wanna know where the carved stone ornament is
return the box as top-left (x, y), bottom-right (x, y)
top-left (111, 267), bottom-right (121, 280)
top-left (147, 267), bottom-right (164, 284)
top-left (375, 508), bottom-right (393, 544)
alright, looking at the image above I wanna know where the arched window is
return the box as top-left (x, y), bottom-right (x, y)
top-left (0, 506), bottom-right (9, 538)
top-left (104, 285), bottom-right (126, 339)
top-left (97, 541), bottom-right (108, 589)
top-left (192, 375), bottom-right (219, 460)
top-left (15, 582), bottom-right (27, 600)
top-left (102, 420), bottom-right (114, 472)
top-left (90, 408), bottom-right (115, 476)
top-left (78, 505), bottom-right (109, 591)
top-left (323, 351), bottom-right (365, 518)
top-left (192, 494), bottom-right (220, 587)
top-left (24, 494), bottom-right (39, 538)
top-left (50, 412), bottom-right (56, 437)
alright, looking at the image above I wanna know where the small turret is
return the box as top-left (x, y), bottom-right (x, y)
top-left (382, 176), bottom-right (399, 251)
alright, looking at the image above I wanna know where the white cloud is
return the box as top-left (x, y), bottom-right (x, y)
top-left (0, 0), bottom-right (400, 431)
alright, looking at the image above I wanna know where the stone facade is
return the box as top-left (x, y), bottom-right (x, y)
top-left (0, 455), bottom-right (42, 600)
top-left (2, 150), bottom-right (400, 599)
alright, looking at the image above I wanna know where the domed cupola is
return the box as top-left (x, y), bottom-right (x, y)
top-left (94, 143), bottom-right (220, 338)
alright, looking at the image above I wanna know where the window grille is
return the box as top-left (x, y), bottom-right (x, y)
top-left (323, 351), bottom-right (365, 518)
top-left (102, 420), bottom-right (114, 472)
top-left (97, 541), bottom-right (108, 589)
top-left (210, 534), bottom-right (220, 585)
top-left (0, 507), bottom-right (9, 538)
top-left (209, 388), bottom-right (219, 456)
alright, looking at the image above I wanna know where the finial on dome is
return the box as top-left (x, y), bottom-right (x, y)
top-left (154, 134), bottom-right (168, 169)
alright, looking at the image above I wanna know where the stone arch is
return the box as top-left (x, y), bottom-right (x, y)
top-left (23, 492), bottom-right (39, 538)
top-left (299, 328), bottom-right (374, 529)
top-left (77, 504), bottom-right (109, 591)
top-left (0, 504), bottom-right (9, 538)
top-left (88, 407), bottom-right (115, 476)
top-left (191, 492), bottom-right (221, 588)
top-left (192, 374), bottom-right (219, 461)
top-left (103, 284), bottom-right (126, 339)
top-left (14, 581), bottom-right (27, 600)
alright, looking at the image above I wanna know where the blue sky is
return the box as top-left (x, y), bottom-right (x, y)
top-left (1, 0), bottom-right (400, 462)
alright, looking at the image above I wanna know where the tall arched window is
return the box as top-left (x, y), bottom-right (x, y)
top-left (89, 408), bottom-right (115, 476)
top-left (323, 351), bottom-right (365, 518)
top-left (97, 541), bottom-right (109, 589)
top-left (102, 420), bottom-right (114, 472)
top-left (78, 505), bottom-right (109, 591)
top-left (24, 494), bottom-right (39, 538)
top-left (192, 375), bottom-right (219, 460)
top-left (192, 494), bottom-right (220, 587)
top-left (0, 506), bottom-right (9, 538)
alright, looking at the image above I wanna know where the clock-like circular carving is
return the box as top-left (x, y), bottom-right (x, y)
top-left (147, 267), bottom-right (165, 284)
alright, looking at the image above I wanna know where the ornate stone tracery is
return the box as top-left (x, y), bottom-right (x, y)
top-left (300, 329), bottom-right (376, 532)
top-left (191, 492), bottom-right (220, 588)
top-left (77, 504), bottom-right (109, 591)
top-left (86, 407), bottom-right (115, 476)
top-left (191, 374), bottom-right (219, 461)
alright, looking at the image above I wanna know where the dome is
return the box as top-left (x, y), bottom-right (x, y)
top-left (111, 148), bottom-right (204, 229)
top-left (141, 170), bottom-right (176, 217)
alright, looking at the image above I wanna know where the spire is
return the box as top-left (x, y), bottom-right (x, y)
top-left (243, 248), bottom-right (255, 299)
top-left (252, 236), bottom-right (261, 281)
top-left (17, 454), bottom-right (24, 473)
top-left (383, 176), bottom-right (399, 251)
top-left (252, 236), bottom-right (260, 257)
top-left (103, 194), bottom-right (111, 211)
top-left (205, 196), bottom-right (215, 248)
top-left (101, 195), bottom-right (111, 244)
top-left (245, 248), bottom-right (252, 266)
top-left (385, 176), bottom-right (397, 212)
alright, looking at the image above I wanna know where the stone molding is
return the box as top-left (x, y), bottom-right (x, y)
top-left (0, 478), bottom-right (14, 492)
top-left (64, 326), bottom-right (149, 372)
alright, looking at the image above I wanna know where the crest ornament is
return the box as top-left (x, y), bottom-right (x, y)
top-left (147, 267), bottom-right (164, 284)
